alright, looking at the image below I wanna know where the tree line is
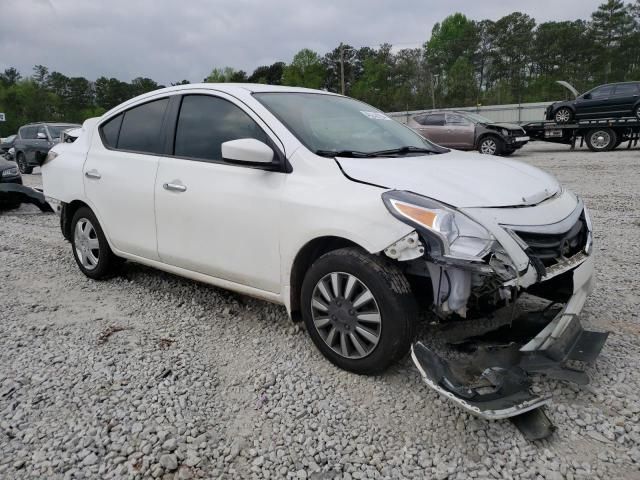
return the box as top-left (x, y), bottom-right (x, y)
top-left (1, 0), bottom-right (639, 136)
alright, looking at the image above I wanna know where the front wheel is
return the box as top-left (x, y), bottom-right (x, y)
top-left (71, 207), bottom-right (122, 279)
top-left (17, 153), bottom-right (33, 174)
top-left (478, 136), bottom-right (504, 155)
top-left (585, 128), bottom-right (617, 152)
top-left (301, 248), bottom-right (417, 375)
top-left (554, 107), bottom-right (573, 124)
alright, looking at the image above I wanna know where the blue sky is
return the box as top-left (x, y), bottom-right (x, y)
top-left (0, 0), bottom-right (606, 84)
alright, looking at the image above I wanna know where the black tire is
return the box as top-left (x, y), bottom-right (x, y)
top-left (16, 153), bottom-right (33, 174)
top-left (70, 207), bottom-right (122, 279)
top-left (501, 149), bottom-right (516, 156)
top-left (301, 247), bottom-right (418, 375)
top-left (554, 107), bottom-right (573, 124)
top-left (478, 136), bottom-right (504, 155)
top-left (612, 138), bottom-right (623, 150)
top-left (585, 128), bottom-right (618, 152)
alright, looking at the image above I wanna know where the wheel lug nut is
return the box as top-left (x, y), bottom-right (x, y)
top-left (336, 301), bottom-right (342, 307)
top-left (349, 310), bottom-right (355, 316)
top-left (331, 315), bottom-right (337, 320)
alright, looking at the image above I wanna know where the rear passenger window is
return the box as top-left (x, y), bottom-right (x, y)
top-left (613, 84), bottom-right (639, 96)
top-left (116, 98), bottom-right (169, 154)
top-left (174, 95), bottom-right (268, 162)
top-left (21, 127), bottom-right (36, 139)
top-left (100, 113), bottom-right (123, 148)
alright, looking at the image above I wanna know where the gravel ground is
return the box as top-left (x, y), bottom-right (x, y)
top-left (1, 142), bottom-right (639, 479)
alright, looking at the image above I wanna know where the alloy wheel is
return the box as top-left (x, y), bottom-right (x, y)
top-left (310, 272), bottom-right (382, 359)
top-left (480, 139), bottom-right (497, 155)
top-left (74, 218), bottom-right (100, 270)
top-left (555, 108), bottom-right (572, 123)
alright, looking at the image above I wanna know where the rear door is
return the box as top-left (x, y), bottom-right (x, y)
top-left (154, 92), bottom-right (285, 293)
top-left (413, 113), bottom-right (447, 145)
top-left (83, 97), bottom-right (169, 260)
top-left (610, 83), bottom-right (640, 116)
top-left (575, 85), bottom-right (614, 118)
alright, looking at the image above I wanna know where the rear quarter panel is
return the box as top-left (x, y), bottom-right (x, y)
top-left (41, 119), bottom-right (98, 203)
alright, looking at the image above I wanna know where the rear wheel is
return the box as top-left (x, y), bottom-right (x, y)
top-left (585, 128), bottom-right (618, 152)
top-left (301, 248), bottom-right (417, 375)
top-left (71, 207), bottom-right (122, 279)
top-left (554, 107), bottom-right (573, 124)
top-left (478, 136), bottom-right (504, 155)
top-left (17, 153), bottom-right (33, 174)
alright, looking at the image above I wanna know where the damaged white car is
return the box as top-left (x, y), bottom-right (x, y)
top-left (42, 84), bottom-right (606, 429)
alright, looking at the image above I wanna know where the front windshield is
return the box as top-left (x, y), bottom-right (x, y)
top-left (254, 92), bottom-right (439, 155)
top-left (48, 125), bottom-right (80, 138)
top-left (463, 112), bottom-right (493, 124)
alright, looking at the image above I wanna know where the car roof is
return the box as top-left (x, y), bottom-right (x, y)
top-left (100, 83), bottom-right (342, 121)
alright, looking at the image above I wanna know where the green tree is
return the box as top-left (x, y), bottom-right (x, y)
top-left (488, 12), bottom-right (536, 104)
top-left (591, 0), bottom-right (635, 82)
top-left (282, 49), bottom-right (326, 89)
top-left (248, 62), bottom-right (285, 84)
top-left (204, 67), bottom-right (247, 83)
top-left (0, 67), bottom-right (22, 87)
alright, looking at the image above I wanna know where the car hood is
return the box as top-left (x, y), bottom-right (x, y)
top-left (487, 122), bottom-right (525, 131)
top-left (336, 151), bottom-right (561, 208)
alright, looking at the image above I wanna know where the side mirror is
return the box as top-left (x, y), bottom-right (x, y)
top-left (36, 132), bottom-right (47, 140)
top-left (221, 138), bottom-right (274, 164)
top-left (582, 93), bottom-right (591, 100)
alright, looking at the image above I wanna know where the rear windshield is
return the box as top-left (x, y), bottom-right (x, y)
top-left (48, 125), bottom-right (81, 138)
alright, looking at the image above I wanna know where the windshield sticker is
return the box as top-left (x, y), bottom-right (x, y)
top-left (360, 111), bottom-right (391, 121)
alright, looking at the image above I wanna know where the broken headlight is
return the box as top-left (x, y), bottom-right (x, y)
top-left (382, 190), bottom-right (495, 261)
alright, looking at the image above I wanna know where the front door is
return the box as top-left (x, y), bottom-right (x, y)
top-left (443, 113), bottom-right (476, 149)
top-left (154, 93), bottom-right (284, 293)
top-left (575, 85), bottom-right (614, 118)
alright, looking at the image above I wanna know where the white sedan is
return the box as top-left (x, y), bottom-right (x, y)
top-left (42, 84), bottom-right (604, 417)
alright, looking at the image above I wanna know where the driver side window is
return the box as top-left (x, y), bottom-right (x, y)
top-left (589, 86), bottom-right (613, 99)
top-left (446, 113), bottom-right (470, 126)
top-left (173, 95), bottom-right (268, 162)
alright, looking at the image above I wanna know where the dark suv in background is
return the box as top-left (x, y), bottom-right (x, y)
top-left (14, 122), bottom-right (80, 174)
top-left (546, 81), bottom-right (640, 124)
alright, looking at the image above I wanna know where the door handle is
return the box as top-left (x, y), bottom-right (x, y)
top-left (85, 170), bottom-right (101, 179)
top-left (163, 182), bottom-right (187, 192)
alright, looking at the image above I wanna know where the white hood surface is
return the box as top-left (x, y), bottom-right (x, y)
top-left (336, 151), bottom-right (561, 208)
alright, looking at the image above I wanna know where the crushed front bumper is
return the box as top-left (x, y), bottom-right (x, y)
top-left (411, 254), bottom-right (608, 434)
top-left (0, 183), bottom-right (54, 212)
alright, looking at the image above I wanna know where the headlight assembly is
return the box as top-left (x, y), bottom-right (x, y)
top-left (382, 190), bottom-right (495, 261)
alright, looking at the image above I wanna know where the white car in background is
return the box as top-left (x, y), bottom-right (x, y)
top-left (42, 84), bottom-right (605, 419)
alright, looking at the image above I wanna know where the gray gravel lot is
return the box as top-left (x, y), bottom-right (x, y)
top-left (1, 142), bottom-right (639, 479)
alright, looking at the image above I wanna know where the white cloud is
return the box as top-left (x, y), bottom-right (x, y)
top-left (0, 0), bottom-right (605, 84)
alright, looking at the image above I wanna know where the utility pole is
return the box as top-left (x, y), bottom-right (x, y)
top-left (340, 43), bottom-right (345, 95)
